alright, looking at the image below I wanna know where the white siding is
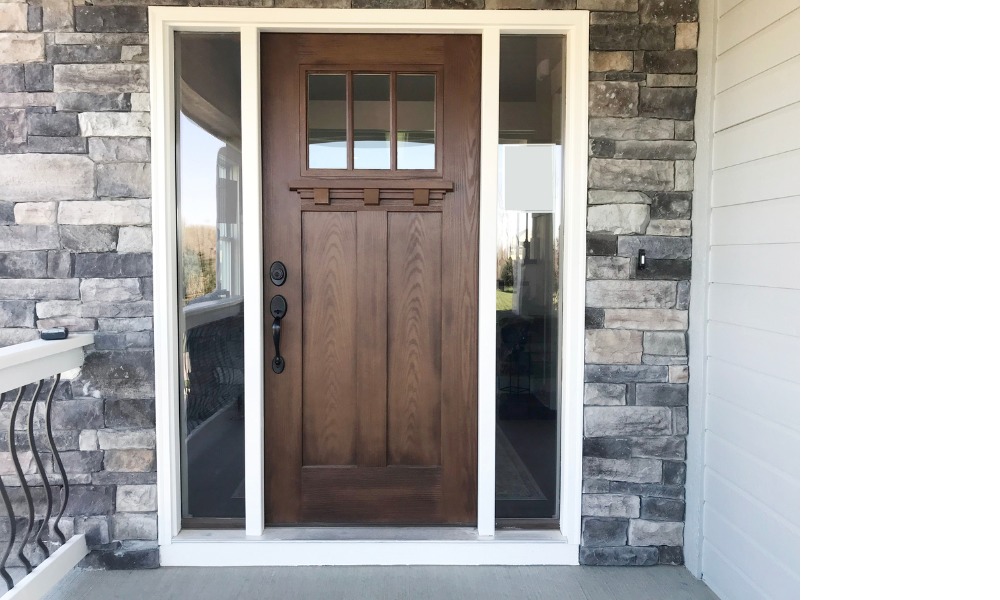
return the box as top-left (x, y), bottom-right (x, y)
top-left (695, 1), bottom-right (800, 598)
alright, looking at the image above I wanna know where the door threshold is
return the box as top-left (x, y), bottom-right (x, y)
top-left (173, 527), bottom-right (567, 543)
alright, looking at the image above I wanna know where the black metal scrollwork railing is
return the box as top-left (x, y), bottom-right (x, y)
top-left (0, 375), bottom-right (71, 590)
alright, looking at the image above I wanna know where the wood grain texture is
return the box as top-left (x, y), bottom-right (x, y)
top-left (302, 467), bottom-right (442, 524)
top-left (302, 212), bottom-right (358, 466)
top-left (356, 211), bottom-right (388, 468)
top-left (387, 212), bottom-right (442, 467)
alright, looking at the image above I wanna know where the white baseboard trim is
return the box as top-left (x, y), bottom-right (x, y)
top-left (3, 535), bottom-right (88, 600)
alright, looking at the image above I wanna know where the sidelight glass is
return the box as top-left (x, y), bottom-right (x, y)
top-left (396, 74), bottom-right (436, 170)
top-left (307, 73), bottom-right (348, 169)
top-left (495, 35), bottom-right (565, 524)
top-left (175, 32), bottom-right (245, 524)
top-left (353, 73), bottom-right (391, 170)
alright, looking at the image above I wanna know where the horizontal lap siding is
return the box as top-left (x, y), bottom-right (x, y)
top-left (701, 0), bottom-right (800, 598)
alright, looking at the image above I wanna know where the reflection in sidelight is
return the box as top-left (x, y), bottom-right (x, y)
top-left (495, 35), bottom-right (564, 523)
top-left (307, 74), bottom-right (348, 169)
top-left (353, 73), bottom-right (391, 169)
top-left (175, 32), bottom-right (245, 523)
top-left (396, 74), bottom-right (436, 170)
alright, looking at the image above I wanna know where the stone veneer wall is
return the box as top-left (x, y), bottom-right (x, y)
top-left (0, 0), bottom-right (696, 568)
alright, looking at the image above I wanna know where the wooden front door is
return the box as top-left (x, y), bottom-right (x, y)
top-left (261, 34), bottom-right (480, 525)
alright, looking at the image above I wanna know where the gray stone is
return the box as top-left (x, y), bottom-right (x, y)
top-left (26, 111), bottom-right (78, 136)
top-left (65, 485), bottom-right (114, 516)
top-left (584, 437), bottom-right (632, 459)
top-left (0, 251), bottom-right (47, 277)
top-left (631, 436), bottom-right (685, 460)
top-left (585, 307), bottom-right (604, 329)
top-left (274, 0), bottom-right (352, 6)
top-left (590, 137), bottom-right (614, 158)
top-left (35, 315), bottom-right (95, 331)
top-left (0, 107), bottom-right (26, 152)
top-left (75, 516), bottom-right (111, 546)
top-left (80, 278), bottom-right (143, 303)
top-left (612, 140), bottom-right (695, 160)
top-left (643, 50), bottom-right (697, 74)
top-left (0, 328), bottom-right (36, 344)
top-left (586, 233), bottom-right (618, 256)
top-left (74, 350), bottom-right (153, 399)
top-left (59, 450), bottom-right (104, 473)
top-left (24, 136), bottom-right (87, 153)
top-left (41, 0), bottom-right (75, 32)
top-left (111, 513), bottom-right (157, 541)
top-left (588, 190), bottom-right (650, 205)
top-left (98, 429), bottom-right (155, 450)
top-left (662, 460), bottom-right (686, 484)
top-left (647, 73), bottom-right (697, 87)
top-left (53, 33), bottom-right (148, 46)
top-left (96, 163), bottom-right (150, 197)
top-left (589, 158), bottom-right (673, 192)
top-left (585, 329), bottom-right (642, 364)
top-left (583, 457), bottom-right (661, 483)
top-left (56, 93), bottom-right (130, 112)
top-left (54, 65), bottom-right (148, 94)
top-left (80, 540), bottom-right (159, 570)
top-left (604, 308), bottom-right (686, 330)
top-left (352, 0), bottom-right (426, 6)
top-left (0, 91), bottom-right (57, 108)
top-left (0, 65), bottom-right (23, 93)
top-left (638, 24), bottom-right (675, 50)
top-left (579, 0), bottom-right (637, 9)
top-left (587, 256), bottom-right (631, 279)
top-left (0, 33), bottom-right (45, 62)
top-left (650, 191), bottom-right (691, 219)
top-left (676, 280), bottom-right (690, 309)
top-left (74, 253), bottom-right (151, 278)
top-left (93, 330), bottom-right (153, 350)
top-left (581, 517), bottom-right (628, 546)
top-left (587, 203), bottom-right (649, 234)
top-left (92, 471), bottom-right (156, 485)
top-left (585, 406), bottom-right (672, 437)
top-left (0, 278), bottom-right (78, 300)
top-left (48, 44), bottom-right (123, 64)
top-left (88, 137), bottom-right (149, 162)
top-left (580, 546), bottom-right (659, 566)
top-left (628, 519), bottom-right (683, 546)
top-left (582, 494), bottom-right (640, 518)
top-left (587, 280), bottom-right (676, 308)
top-left (673, 407), bottom-right (688, 435)
top-left (484, 0), bottom-right (575, 7)
top-left (23, 64), bottom-right (52, 92)
top-left (105, 399), bottom-right (155, 428)
top-left (618, 235), bottom-right (691, 259)
top-left (116, 226), bottom-right (151, 253)
top-left (675, 160), bottom-right (693, 191)
top-left (584, 382), bottom-right (627, 406)
top-left (658, 545), bottom-right (684, 565)
top-left (636, 383), bottom-right (687, 406)
top-left (642, 355), bottom-right (687, 366)
top-left (97, 317), bottom-right (151, 332)
top-left (58, 200), bottom-right (150, 226)
top-left (590, 24), bottom-right (639, 51)
top-left (589, 81), bottom-right (638, 117)
top-left (116, 485), bottom-right (156, 512)
top-left (0, 225), bottom-right (59, 251)
top-left (643, 331), bottom-right (686, 356)
top-left (675, 120), bottom-right (694, 140)
top-left (585, 364), bottom-right (670, 384)
top-left (639, 0), bottom-right (697, 24)
top-left (78, 112), bottom-right (149, 137)
top-left (0, 201), bottom-right (13, 224)
top-left (645, 219), bottom-right (691, 236)
top-left (26, 6), bottom-right (41, 33)
top-left (0, 300), bottom-right (33, 328)
top-left (668, 365), bottom-right (689, 383)
top-left (0, 154), bottom-right (95, 202)
top-left (104, 449), bottom-right (155, 472)
top-left (59, 225), bottom-right (118, 252)
top-left (639, 87), bottom-right (696, 120)
top-left (590, 117), bottom-right (674, 141)
top-left (74, 6), bottom-right (148, 33)
top-left (583, 478), bottom-right (610, 493)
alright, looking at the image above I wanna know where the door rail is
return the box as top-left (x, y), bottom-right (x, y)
top-left (0, 335), bottom-right (93, 595)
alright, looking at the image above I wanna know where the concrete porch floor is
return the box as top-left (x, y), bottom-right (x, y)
top-left (43, 565), bottom-right (720, 599)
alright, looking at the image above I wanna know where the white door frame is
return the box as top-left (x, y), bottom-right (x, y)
top-left (150, 7), bottom-right (589, 566)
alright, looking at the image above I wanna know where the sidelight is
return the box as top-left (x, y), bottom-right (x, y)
top-left (174, 31), bottom-right (246, 525)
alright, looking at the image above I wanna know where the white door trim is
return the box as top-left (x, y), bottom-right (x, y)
top-left (150, 6), bottom-right (588, 566)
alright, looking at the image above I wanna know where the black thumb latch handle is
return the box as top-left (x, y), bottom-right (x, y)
top-left (270, 295), bottom-right (287, 374)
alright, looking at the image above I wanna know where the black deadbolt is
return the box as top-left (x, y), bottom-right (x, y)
top-left (269, 261), bottom-right (287, 286)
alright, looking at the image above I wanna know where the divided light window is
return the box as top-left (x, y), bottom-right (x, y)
top-left (306, 71), bottom-right (438, 172)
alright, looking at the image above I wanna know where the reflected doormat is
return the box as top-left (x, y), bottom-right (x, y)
top-left (495, 426), bottom-right (546, 501)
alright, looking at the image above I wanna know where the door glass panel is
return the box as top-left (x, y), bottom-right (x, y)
top-left (175, 31), bottom-right (245, 524)
top-left (396, 74), bottom-right (436, 170)
top-left (495, 35), bottom-right (565, 523)
top-left (353, 73), bottom-right (391, 170)
top-left (307, 73), bottom-right (347, 169)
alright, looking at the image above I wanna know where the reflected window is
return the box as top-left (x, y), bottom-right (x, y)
top-left (353, 73), bottom-right (391, 170)
top-left (495, 35), bottom-right (565, 524)
top-left (397, 74), bottom-right (436, 170)
top-left (307, 74), bottom-right (348, 169)
top-left (175, 32), bottom-right (245, 524)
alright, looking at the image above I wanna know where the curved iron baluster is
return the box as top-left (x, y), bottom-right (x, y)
top-left (27, 378), bottom-right (54, 559)
top-left (46, 375), bottom-right (68, 545)
top-left (9, 381), bottom-right (42, 572)
top-left (0, 387), bottom-right (22, 590)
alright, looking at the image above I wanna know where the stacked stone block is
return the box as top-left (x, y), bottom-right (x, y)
top-left (0, 0), bottom-right (696, 568)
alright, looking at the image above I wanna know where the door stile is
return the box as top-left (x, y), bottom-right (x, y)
top-left (356, 211), bottom-right (388, 468)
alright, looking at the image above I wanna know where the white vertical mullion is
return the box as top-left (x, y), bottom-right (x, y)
top-left (150, 12), bottom-right (182, 544)
top-left (477, 26), bottom-right (501, 539)
top-left (558, 16), bottom-right (587, 547)
top-left (240, 25), bottom-right (265, 537)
